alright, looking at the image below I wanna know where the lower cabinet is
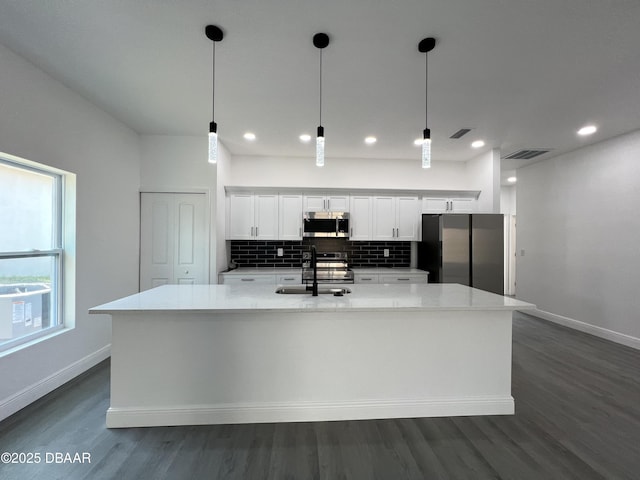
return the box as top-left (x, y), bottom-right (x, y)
top-left (379, 274), bottom-right (428, 284)
top-left (220, 273), bottom-right (302, 285)
top-left (354, 273), bottom-right (429, 284)
top-left (222, 275), bottom-right (276, 284)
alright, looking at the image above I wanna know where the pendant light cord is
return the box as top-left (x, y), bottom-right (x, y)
top-left (425, 51), bottom-right (428, 129)
top-left (212, 41), bottom-right (216, 120)
top-left (319, 48), bottom-right (323, 127)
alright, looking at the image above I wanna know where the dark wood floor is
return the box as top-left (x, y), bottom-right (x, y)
top-left (1, 312), bottom-right (639, 480)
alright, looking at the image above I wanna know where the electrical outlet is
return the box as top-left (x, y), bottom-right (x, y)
top-left (383, 249), bottom-right (389, 258)
top-left (277, 248), bottom-right (284, 257)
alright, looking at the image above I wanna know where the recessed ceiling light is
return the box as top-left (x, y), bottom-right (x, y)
top-left (507, 176), bottom-right (517, 183)
top-left (471, 140), bottom-right (485, 148)
top-left (577, 125), bottom-right (597, 136)
top-left (364, 136), bottom-right (377, 145)
top-left (299, 134), bottom-right (311, 143)
top-left (243, 132), bottom-right (256, 141)
top-left (414, 138), bottom-right (423, 146)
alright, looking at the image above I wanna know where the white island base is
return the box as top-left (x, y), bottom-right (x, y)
top-left (90, 284), bottom-right (535, 428)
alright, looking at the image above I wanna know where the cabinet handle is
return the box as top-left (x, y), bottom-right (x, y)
top-left (250, 226), bottom-right (254, 236)
top-left (361, 277), bottom-right (372, 281)
top-left (397, 278), bottom-right (410, 281)
top-left (283, 277), bottom-right (295, 281)
top-left (350, 228), bottom-right (353, 237)
top-left (241, 278), bottom-right (255, 282)
top-left (256, 226), bottom-right (259, 237)
top-left (299, 227), bottom-right (302, 237)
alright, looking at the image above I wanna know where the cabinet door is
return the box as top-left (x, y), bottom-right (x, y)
top-left (422, 197), bottom-right (450, 213)
top-left (255, 195), bottom-right (278, 239)
top-left (303, 195), bottom-right (326, 212)
top-left (327, 195), bottom-right (349, 212)
top-left (372, 196), bottom-right (396, 240)
top-left (279, 194), bottom-right (303, 240)
top-left (349, 195), bottom-right (372, 240)
top-left (450, 198), bottom-right (476, 213)
top-left (227, 194), bottom-right (255, 239)
top-left (396, 197), bottom-right (418, 240)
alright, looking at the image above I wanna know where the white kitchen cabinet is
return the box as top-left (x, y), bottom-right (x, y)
top-left (276, 274), bottom-right (302, 285)
top-left (222, 275), bottom-right (276, 284)
top-left (303, 194), bottom-right (349, 212)
top-left (279, 194), bottom-right (303, 240)
top-left (349, 195), bottom-right (372, 240)
top-left (423, 197), bottom-right (476, 213)
top-left (379, 273), bottom-right (428, 284)
top-left (372, 196), bottom-right (418, 241)
top-left (354, 273), bottom-right (379, 284)
top-left (227, 193), bottom-right (278, 240)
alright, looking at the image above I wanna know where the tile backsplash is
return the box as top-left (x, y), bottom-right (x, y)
top-left (228, 239), bottom-right (411, 269)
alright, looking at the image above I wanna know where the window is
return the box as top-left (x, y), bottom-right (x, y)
top-left (0, 158), bottom-right (63, 351)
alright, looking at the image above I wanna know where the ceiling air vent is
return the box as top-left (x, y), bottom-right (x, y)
top-left (449, 128), bottom-right (471, 139)
top-left (502, 149), bottom-right (551, 160)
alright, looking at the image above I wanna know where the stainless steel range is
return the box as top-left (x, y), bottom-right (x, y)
top-left (302, 251), bottom-right (354, 284)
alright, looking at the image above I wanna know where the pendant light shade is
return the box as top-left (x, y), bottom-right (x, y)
top-left (418, 37), bottom-right (436, 169)
top-left (313, 33), bottom-right (330, 167)
top-left (206, 25), bottom-right (224, 164)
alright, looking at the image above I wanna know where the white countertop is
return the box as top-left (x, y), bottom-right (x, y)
top-left (90, 283), bottom-right (534, 314)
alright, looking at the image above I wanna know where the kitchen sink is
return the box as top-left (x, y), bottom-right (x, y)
top-left (275, 286), bottom-right (351, 295)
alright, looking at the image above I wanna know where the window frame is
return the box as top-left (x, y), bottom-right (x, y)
top-left (0, 158), bottom-right (65, 352)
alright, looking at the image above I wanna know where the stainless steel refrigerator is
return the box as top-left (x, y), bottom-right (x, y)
top-left (417, 214), bottom-right (504, 295)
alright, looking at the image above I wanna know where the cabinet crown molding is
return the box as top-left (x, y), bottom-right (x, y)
top-left (225, 186), bottom-right (480, 199)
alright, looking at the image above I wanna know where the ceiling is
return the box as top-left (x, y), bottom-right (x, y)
top-left (1, 0), bottom-right (640, 184)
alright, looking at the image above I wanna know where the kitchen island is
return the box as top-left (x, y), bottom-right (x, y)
top-left (90, 283), bottom-right (535, 428)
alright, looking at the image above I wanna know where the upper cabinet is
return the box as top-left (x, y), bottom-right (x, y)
top-left (226, 188), bottom-right (479, 242)
top-left (227, 193), bottom-right (278, 240)
top-left (349, 195), bottom-right (373, 240)
top-left (372, 196), bottom-right (419, 241)
top-left (279, 194), bottom-right (303, 240)
top-left (303, 194), bottom-right (349, 212)
top-left (423, 197), bottom-right (476, 213)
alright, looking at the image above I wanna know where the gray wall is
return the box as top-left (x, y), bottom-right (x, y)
top-left (517, 130), bottom-right (640, 346)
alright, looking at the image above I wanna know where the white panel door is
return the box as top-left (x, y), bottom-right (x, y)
top-left (303, 195), bottom-right (327, 212)
top-left (279, 194), bottom-right (303, 240)
top-left (327, 195), bottom-right (349, 212)
top-left (227, 194), bottom-right (255, 239)
top-left (254, 194), bottom-right (279, 239)
top-left (349, 195), bottom-right (372, 240)
top-left (372, 196), bottom-right (396, 240)
top-left (396, 196), bottom-right (418, 240)
top-left (140, 193), bottom-right (208, 291)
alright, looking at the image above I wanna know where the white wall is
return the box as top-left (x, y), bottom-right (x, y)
top-left (500, 185), bottom-right (516, 215)
top-left (517, 130), bottom-right (640, 347)
top-left (139, 135), bottom-right (231, 278)
top-left (467, 149), bottom-right (501, 213)
top-left (228, 155), bottom-right (468, 190)
top-left (0, 43), bottom-right (140, 418)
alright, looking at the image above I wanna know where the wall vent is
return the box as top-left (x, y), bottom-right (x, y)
top-left (449, 128), bottom-right (471, 139)
top-left (502, 149), bottom-right (551, 160)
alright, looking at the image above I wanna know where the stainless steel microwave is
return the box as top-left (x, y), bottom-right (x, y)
top-left (303, 212), bottom-right (350, 237)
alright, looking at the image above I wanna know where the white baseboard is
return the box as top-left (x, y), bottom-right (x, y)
top-left (106, 396), bottom-right (514, 428)
top-left (527, 308), bottom-right (640, 350)
top-left (0, 345), bottom-right (111, 422)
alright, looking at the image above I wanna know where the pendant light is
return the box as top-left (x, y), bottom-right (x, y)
top-left (206, 25), bottom-right (224, 164)
top-left (418, 37), bottom-right (436, 168)
top-left (313, 33), bottom-right (330, 167)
